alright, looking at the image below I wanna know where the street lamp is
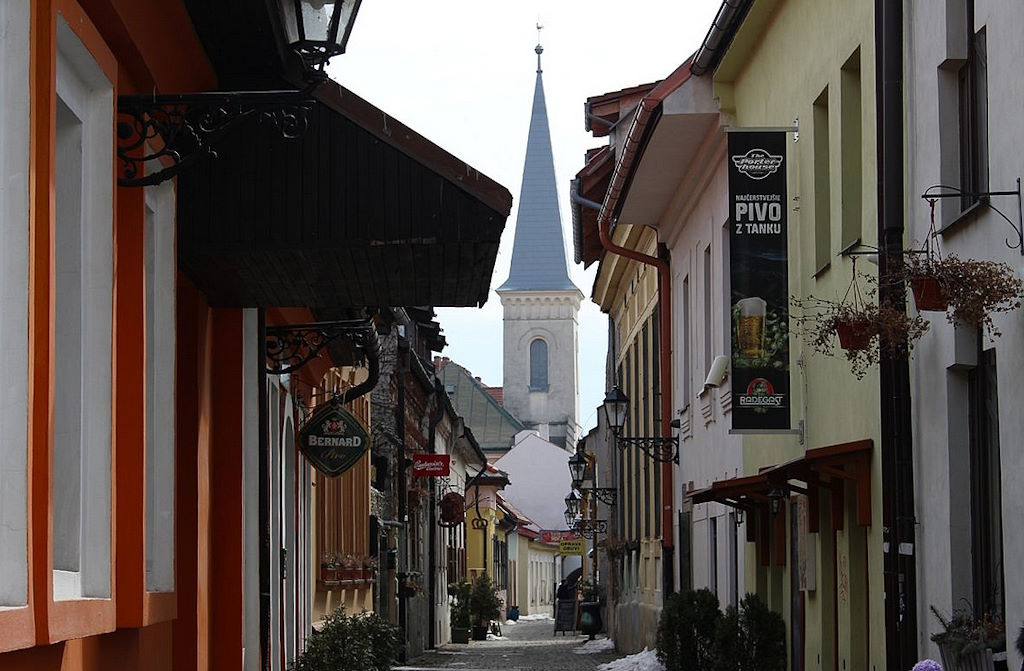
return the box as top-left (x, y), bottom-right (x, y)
top-left (116, 0), bottom-right (365, 187)
top-left (568, 449), bottom-right (587, 489)
top-left (565, 491), bottom-right (582, 518)
top-left (768, 487), bottom-right (786, 515)
top-left (602, 386), bottom-right (680, 464)
top-left (564, 508), bottom-right (577, 529)
top-left (277, 0), bottom-right (364, 69)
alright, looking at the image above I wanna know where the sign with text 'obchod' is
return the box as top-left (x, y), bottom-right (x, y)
top-left (728, 130), bottom-right (791, 431)
top-left (298, 399), bottom-right (369, 477)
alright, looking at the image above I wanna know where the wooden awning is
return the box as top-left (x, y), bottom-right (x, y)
top-left (687, 440), bottom-right (873, 567)
top-left (176, 80), bottom-right (512, 309)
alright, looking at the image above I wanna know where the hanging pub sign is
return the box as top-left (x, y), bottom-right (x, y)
top-left (297, 399), bottom-right (370, 477)
top-left (412, 453), bottom-right (451, 478)
top-left (438, 492), bottom-right (465, 527)
top-left (728, 129), bottom-right (791, 431)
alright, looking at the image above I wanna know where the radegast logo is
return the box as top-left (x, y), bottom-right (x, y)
top-left (738, 377), bottom-right (786, 411)
top-left (731, 148), bottom-right (784, 180)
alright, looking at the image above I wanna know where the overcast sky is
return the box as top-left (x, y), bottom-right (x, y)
top-left (330, 1), bottom-right (722, 432)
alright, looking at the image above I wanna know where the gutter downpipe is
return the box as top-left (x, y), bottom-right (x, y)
top-left (572, 80), bottom-right (677, 597)
top-left (876, 0), bottom-right (917, 666)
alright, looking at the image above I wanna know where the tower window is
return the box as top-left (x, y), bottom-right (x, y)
top-left (529, 338), bottom-right (548, 391)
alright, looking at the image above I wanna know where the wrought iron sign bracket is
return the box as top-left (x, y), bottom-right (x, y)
top-left (921, 179), bottom-right (1024, 255)
top-left (117, 81), bottom-right (321, 188)
top-left (581, 487), bottom-right (617, 506)
top-left (265, 319), bottom-right (376, 376)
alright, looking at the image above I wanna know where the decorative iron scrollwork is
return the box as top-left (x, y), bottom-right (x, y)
top-left (573, 519), bottom-right (608, 539)
top-left (116, 86), bottom-right (318, 187)
top-left (582, 487), bottom-right (618, 506)
top-left (266, 319), bottom-right (375, 375)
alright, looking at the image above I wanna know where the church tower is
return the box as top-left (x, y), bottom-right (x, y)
top-left (496, 39), bottom-right (582, 450)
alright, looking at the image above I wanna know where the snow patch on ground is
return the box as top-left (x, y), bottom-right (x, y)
top-left (574, 638), bottom-right (616, 654)
top-left (517, 613), bottom-right (553, 621)
top-left (597, 648), bottom-right (665, 671)
top-left (485, 633), bottom-right (509, 641)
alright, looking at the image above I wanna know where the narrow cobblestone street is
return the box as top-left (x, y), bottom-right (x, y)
top-left (397, 619), bottom-right (626, 671)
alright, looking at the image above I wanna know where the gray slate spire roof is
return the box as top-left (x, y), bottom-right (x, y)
top-left (497, 44), bottom-right (579, 294)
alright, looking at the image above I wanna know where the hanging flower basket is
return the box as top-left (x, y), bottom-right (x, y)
top-left (908, 276), bottom-right (950, 312)
top-left (835, 318), bottom-right (874, 351)
top-left (792, 264), bottom-right (929, 379)
top-left (904, 198), bottom-right (1023, 330)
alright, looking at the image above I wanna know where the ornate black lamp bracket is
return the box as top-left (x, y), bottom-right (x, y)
top-left (116, 84), bottom-right (319, 188)
top-left (611, 432), bottom-right (680, 464)
top-left (582, 488), bottom-right (618, 506)
top-left (920, 178), bottom-right (1024, 254)
top-left (265, 319), bottom-right (375, 376)
top-left (574, 519), bottom-right (608, 540)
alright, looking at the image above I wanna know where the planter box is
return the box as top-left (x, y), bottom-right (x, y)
top-left (451, 627), bottom-right (470, 644)
top-left (937, 642), bottom-right (999, 671)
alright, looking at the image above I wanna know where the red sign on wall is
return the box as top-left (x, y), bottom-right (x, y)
top-left (411, 454), bottom-right (451, 477)
top-left (540, 530), bottom-right (581, 543)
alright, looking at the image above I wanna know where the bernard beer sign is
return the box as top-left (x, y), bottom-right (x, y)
top-left (298, 399), bottom-right (370, 477)
top-left (728, 130), bottom-right (791, 431)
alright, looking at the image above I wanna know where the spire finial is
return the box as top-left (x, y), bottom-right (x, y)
top-left (535, 21), bottom-right (544, 73)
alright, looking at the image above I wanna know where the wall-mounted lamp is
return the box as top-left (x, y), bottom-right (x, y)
top-left (117, 0), bottom-right (365, 187)
top-left (768, 487), bottom-right (786, 515)
top-left (603, 386), bottom-right (679, 464)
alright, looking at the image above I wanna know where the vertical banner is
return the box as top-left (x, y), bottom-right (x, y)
top-left (728, 130), bottom-right (791, 430)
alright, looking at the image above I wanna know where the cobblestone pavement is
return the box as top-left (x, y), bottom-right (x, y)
top-left (396, 618), bottom-right (624, 671)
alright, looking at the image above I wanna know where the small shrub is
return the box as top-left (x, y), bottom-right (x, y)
top-left (714, 594), bottom-right (786, 671)
top-left (450, 580), bottom-right (471, 628)
top-left (468, 574), bottom-right (501, 626)
top-left (656, 588), bottom-right (721, 671)
top-left (290, 608), bottom-right (399, 671)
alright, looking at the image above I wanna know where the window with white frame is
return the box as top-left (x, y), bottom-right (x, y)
top-left (0, 0), bottom-right (31, 609)
top-left (52, 14), bottom-right (114, 601)
top-left (145, 181), bottom-right (175, 592)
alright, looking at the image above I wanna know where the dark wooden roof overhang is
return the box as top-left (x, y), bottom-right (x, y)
top-left (687, 439), bottom-right (873, 566)
top-left (571, 146), bottom-right (613, 268)
top-left (177, 2), bottom-right (512, 310)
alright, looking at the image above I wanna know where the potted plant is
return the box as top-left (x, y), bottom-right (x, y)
top-left (449, 581), bottom-right (472, 644)
top-left (579, 578), bottom-right (604, 640)
top-left (905, 253), bottom-right (1023, 335)
top-left (792, 270), bottom-right (929, 379)
top-left (360, 555), bottom-right (378, 582)
top-left (338, 554), bottom-right (359, 581)
top-left (931, 605), bottom-right (1006, 670)
top-left (320, 553), bottom-right (339, 583)
top-left (468, 575), bottom-right (501, 641)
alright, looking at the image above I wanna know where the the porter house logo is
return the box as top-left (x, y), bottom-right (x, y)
top-left (299, 399), bottom-right (369, 477)
top-left (731, 148), bottom-right (784, 180)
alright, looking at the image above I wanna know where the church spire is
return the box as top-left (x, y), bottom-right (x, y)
top-left (496, 40), bottom-right (579, 294)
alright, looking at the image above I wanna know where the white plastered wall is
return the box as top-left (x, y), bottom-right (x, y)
top-left (0, 0), bottom-right (31, 609)
top-left (52, 12), bottom-right (114, 601)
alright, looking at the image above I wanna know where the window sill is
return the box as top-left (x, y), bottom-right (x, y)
top-left (0, 606), bottom-right (34, 653)
top-left (936, 197), bottom-right (988, 236)
top-left (528, 386), bottom-right (549, 393)
top-left (48, 596), bottom-right (115, 643)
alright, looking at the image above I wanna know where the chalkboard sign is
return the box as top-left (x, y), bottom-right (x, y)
top-left (554, 597), bottom-right (577, 635)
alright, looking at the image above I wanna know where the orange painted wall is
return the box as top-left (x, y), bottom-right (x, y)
top-left (0, 0), bottom-right (234, 668)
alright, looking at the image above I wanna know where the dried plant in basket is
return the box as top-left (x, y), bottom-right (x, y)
top-left (792, 267), bottom-right (929, 379)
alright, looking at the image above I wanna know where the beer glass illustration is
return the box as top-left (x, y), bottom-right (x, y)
top-left (736, 297), bottom-right (767, 358)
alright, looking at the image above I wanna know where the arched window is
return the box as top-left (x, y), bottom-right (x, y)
top-left (529, 339), bottom-right (548, 390)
